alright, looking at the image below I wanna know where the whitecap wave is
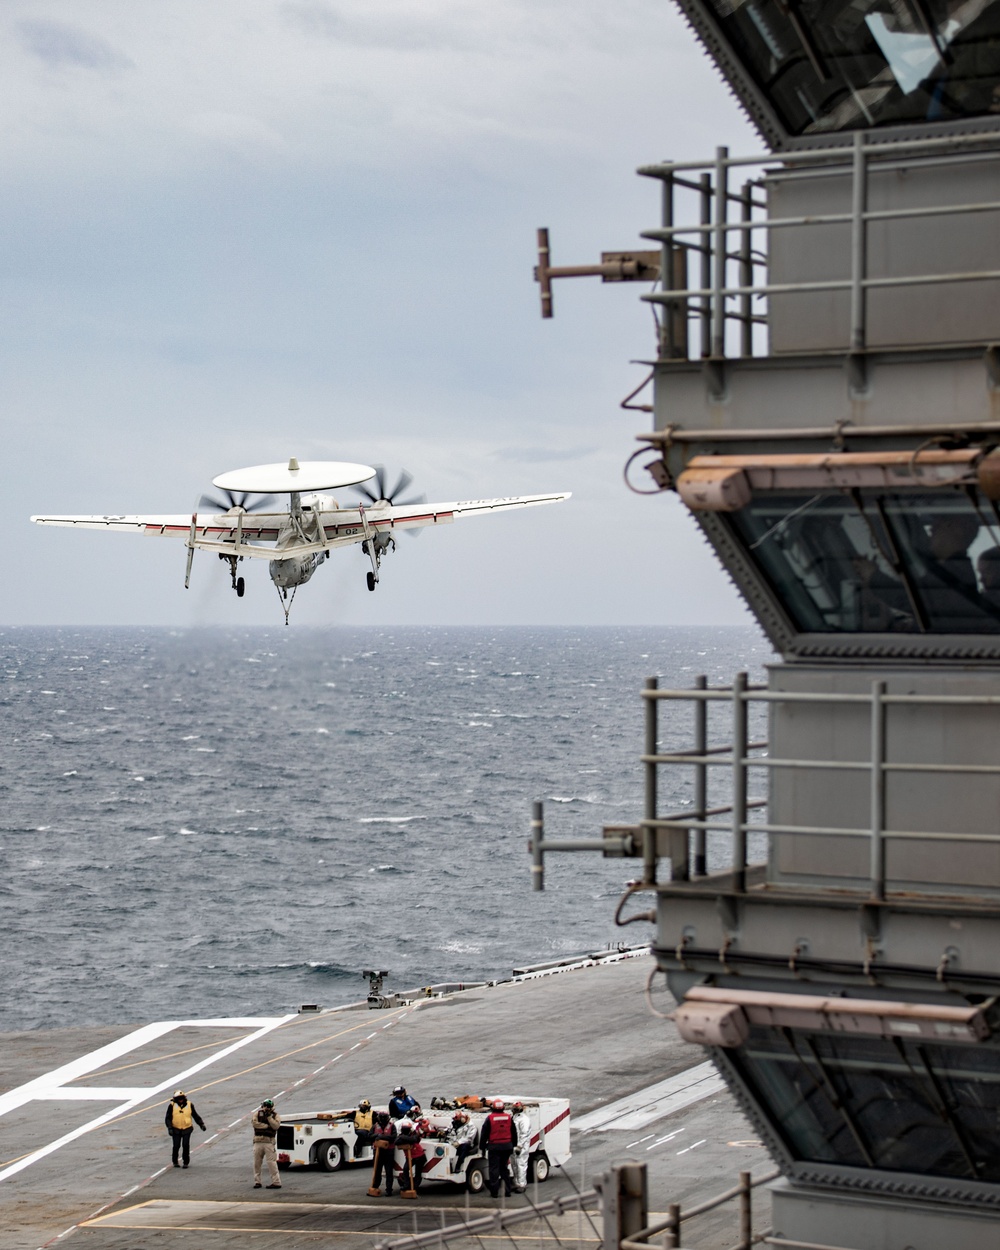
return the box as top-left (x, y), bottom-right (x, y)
top-left (357, 816), bottom-right (426, 824)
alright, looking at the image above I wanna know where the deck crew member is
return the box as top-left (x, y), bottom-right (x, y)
top-left (479, 1099), bottom-right (518, 1198)
top-left (511, 1101), bottom-right (531, 1191)
top-left (164, 1090), bottom-right (206, 1169)
top-left (354, 1098), bottom-right (374, 1156)
top-left (389, 1085), bottom-right (418, 1119)
top-left (251, 1098), bottom-right (282, 1189)
top-left (396, 1118), bottom-right (425, 1193)
top-left (448, 1110), bottom-right (477, 1171)
top-left (369, 1111), bottom-right (398, 1196)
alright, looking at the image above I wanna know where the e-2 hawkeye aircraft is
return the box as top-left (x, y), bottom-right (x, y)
top-left (31, 458), bottom-right (571, 622)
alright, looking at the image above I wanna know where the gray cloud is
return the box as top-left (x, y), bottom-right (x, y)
top-left (17, 19), bottom-right (134, 72)
top-left (494, 446), bottom-right (597, 464)
top-left (280, 2), bottom-right (473, 52)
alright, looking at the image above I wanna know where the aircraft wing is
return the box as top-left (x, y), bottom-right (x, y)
top-left (326, 492), bottom-right (572, 537)
top-left (31, 513), bottom-right (286, 541)
top-left (31, 493), bottom-right (571, 550)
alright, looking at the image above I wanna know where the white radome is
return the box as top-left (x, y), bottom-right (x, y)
top-left (212, 458), bottom-right (376, 494)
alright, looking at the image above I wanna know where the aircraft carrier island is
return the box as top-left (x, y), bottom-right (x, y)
top-left (530, 0), bottom-right (1000, 1245)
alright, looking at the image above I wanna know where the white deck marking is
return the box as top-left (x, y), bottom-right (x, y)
top-left (0, 1014), bottom-right (295, 1183)
top-left (84, 1198), bottom-right (607, 1237)
top-left (573, 1062), bottom-right (725, 1133)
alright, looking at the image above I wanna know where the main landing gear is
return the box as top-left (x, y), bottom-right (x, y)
top-left (220, 552), bottom-right (245, 597)
top-left (362, 535), bottom-right (394, 592)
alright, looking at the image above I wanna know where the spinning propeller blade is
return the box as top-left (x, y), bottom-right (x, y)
top-left (199, 488), bottom-right (278, 513)
top-left (354, 467), bottom-right (426, 533)
top-left (355, 466), bottom-right (421, 506)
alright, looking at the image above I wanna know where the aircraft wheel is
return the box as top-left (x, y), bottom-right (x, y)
top-left (366, 572), bottom-right (376, 592)
top-left (236, 577), bottom-right (245, 598)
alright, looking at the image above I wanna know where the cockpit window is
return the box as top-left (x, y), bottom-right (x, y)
top-left (706, 0), bottom-right (1000, 135)
top-left (727, 490), bottom-right (1000, 633)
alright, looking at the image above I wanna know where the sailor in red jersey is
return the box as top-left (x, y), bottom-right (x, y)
top-left (478, 1099), bottom-right (518, 1198)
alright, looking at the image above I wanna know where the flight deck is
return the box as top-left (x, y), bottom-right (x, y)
top-left (0, 954), bottom-right (765, 1250)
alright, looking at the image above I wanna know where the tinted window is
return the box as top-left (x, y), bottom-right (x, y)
top-left (727, 491), bottom-right (1000, 633)
top-left (707, 0), bottom-right (1000, 135)
top-left (732, 1026), bottom-right (1000, 1180)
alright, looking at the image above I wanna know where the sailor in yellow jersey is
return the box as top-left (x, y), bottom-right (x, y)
top-left (354, 1098), bottom-right (374, 1156)
top-left (164, 1089), bottom-right (207, 1168)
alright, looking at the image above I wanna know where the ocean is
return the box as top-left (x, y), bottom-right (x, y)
top-left (1, 625), bottom-right (772, 1031)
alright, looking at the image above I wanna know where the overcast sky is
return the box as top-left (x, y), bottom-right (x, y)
top-left (3, 0), bottom-right (762, 628)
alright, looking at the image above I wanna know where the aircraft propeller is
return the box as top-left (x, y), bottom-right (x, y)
top-left (354, 466), bottom-right (426, 509)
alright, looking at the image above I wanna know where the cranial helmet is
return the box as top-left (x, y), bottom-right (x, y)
top-left (359, 1099), bottom-right (371, 1110)
top-left (174, 1089), bottom-right (186, 1098)
top-left (492, 1099), bottom-right (505, 1112)
top-left (393, 1086), bottom-right (405, 1096)
top-left (453, 1110), bottom-right (469, 1124)
top-left (262, 1098), bottom-right (274, 1108)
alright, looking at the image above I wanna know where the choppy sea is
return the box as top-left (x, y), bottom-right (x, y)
top-left (1, 625), bottom-right (772, 1032)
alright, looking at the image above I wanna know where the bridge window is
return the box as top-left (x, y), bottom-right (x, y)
top-left (731, 1026), bottom-right (1000, 1180)
top-left (706, 0), bottom-right (1000, 135)
top-left (727, 490), bottom-right (1000, 633)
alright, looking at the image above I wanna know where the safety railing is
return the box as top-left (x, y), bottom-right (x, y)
top-left (530, 674), bottom-right (769, 894)
top-left (643, 675), bottom-right (1000, 899)
top-left (370, 1160), bottom-right (785, 1250)
top-left (637, 132), bottom-right (1000, 361)
top-left (371, 1178), bottom-right (601, 1250)
top-left (531, 674), bottom-right (1000, 901)
top-left (620, 1167), bottom-right (778, 1250)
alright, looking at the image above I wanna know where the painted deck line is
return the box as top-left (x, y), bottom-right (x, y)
top-left (0, 1014), bottom-right (295, 1184)
top-left (83, 1198), bottom-right (609, 1238)
top-left (573, 1062), bottom-right (725, 1133)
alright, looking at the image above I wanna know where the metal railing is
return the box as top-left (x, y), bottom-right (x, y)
top-left (372, 1182), bottom-right (602, 1250)
top-left (531, 674), bottom-right (1000, 901)
top-left (371, 1161), bottom-right (784, 1250)
top-left (638, 132), bottom-right (1000, 361)
top-left (642, 675), bottom-right (1000, 899)
top-left (621, 1168), bottom-right (778, 1250)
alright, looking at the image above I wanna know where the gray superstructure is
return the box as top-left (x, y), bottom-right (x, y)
top-left (538, 2), bottom-right (1000, 1245)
